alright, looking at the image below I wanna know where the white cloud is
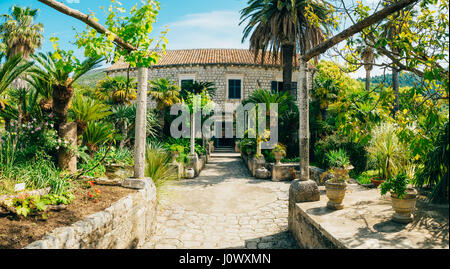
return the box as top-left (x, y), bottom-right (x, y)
top-left (163, 10), bottom-right (249, 50)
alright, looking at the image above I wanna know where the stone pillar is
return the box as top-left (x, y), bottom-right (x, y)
top-left (289, 59), bottom-right (320, 232)
top-left (58, 122), bottom-right (77, 173)
top-left (133, 67), bottom-right (148, 179)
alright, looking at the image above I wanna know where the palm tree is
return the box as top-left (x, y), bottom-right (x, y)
top-left (0, 54), bottom-right (33, 117)
top-left (149, 78), bottom-right (182, 135)
top-left (1, 6), bottom-right (44, 90)
top-left (356, 41), bottom-right (377, 91)
top-left (179, 81), bottom-right (216, 101)
top-left (240, 0), bottom-right (332, 96)
top-left (69, 94), bottom-right (112, 136)
top-left (30, 52), bottom-right (102, 132)
top-left (96, 75), bottom-right (137, 105)
top-left (0, 6), bottom-right (43, 59)
top-left (380, 0), bottom-right (415, 117)
top-left (0, 54), bottom-right (33, 97)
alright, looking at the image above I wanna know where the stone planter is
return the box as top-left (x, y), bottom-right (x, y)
top-left (185, 168), bottom-right (195, 179)
top-left (325, 181), bottom-right (347, 210)
top-left (391, 188), bottom-right (417, 224)
top-left (171, 151), bottom-right (180, 164)
top-left (274, 152), bottom-right (283, 165)
top-left (235, 141), bottom-right (240, 153)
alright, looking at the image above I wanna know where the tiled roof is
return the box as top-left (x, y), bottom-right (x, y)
top-left (106, 49), bottom-right (296, 71)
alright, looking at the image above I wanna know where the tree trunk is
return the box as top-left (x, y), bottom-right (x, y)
top-left (301, 0), bottom-right (418, 62)
top-left (52, 85), bottom-right (74, 134)
top-left (282, 43), bottom-right (294, 96)
top-left (299, 60), bottom-right (310, 181)
top-left (119, 120), bottom-right (128, 149)
top-left (190, 112), bottom-right (195, 155)
top-left (133, 67), bottom-right (148, 179)
top-left (57, 121), bottom-right (77, 173)
top-left (392, 67), bottom-right (400, 117)
top-left (365, 69), bottom-right (371, 91)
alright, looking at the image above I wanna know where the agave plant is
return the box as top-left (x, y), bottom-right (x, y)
top-left (125, 104), bottom-right (161, 141)
top-left (69, 94), bottom-right (112, 136)
top-left (145, 141), bottom-right (177, 189)
top-left (82, 121), bottom-right (117, 155)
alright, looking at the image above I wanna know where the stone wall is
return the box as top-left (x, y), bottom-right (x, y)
top-left (24, 179), bottom-right (157, 249)
top-left (289, 202), bottom-right (345, 249)
top-left (107, 64), bottom-right (313, 110)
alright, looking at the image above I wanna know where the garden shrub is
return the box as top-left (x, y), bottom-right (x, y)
top-left (314, 134), bottom-right (368, 174)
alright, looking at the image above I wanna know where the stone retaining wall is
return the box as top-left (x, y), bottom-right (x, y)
top-left (289, 201), bottom-right (345, 249)
top-left (24, 179), bottom-right (157, 249)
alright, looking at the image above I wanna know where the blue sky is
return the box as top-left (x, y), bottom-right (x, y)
top-left (0, 0), bottom-right (385, 78)
top-left (0, 0), bottom-right (250, 58)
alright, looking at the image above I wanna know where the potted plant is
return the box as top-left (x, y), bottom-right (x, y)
top-left (366, 123), bottom-right (408, 186)
top-left (323, 149), bottom-right (353, 210)
top-left (272, 143), bottom-right (286, 165)
top-left (380, 173), bottom-right (417, 223)
top-left (169, 144), bottom-right (184, 164)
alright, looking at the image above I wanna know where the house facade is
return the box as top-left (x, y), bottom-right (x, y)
top-left (106, 49), bottom-right (313, 147)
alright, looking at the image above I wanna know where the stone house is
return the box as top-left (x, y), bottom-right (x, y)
top-left (106, 49), bottom-right (313, 147)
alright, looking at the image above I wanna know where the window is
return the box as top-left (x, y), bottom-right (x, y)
top-left (292, 82), bottom-right (298, 100)
top-left (271, 81), bottom-right (283, 94)
top-left (228, 79), bottom-right (242, 99)
top-left (271, 80), bottom-right (298, 100)
top-left (180, 79), bottom-right (194, 91)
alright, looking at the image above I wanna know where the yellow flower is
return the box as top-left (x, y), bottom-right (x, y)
top-left (414, 154), bottom-right (420, 161)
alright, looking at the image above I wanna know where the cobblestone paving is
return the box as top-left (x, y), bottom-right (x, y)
top-left (141, 153), bottom-right (299, 249)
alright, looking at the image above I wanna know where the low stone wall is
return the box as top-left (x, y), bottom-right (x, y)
top-left (24, 179), bottom-right (157, 249)
top-left (240, 153), bottom-right (329, 184)
top-left (289, 200), bottom-right (345, 249)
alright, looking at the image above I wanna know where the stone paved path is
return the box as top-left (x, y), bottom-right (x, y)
top-left (141, 153), bottom-right (299, 249)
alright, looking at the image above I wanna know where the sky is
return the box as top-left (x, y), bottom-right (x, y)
top-left (0, 0), bottom-right (383, 79)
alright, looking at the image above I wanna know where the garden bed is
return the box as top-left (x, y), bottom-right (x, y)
top-left (0, 183), bottom-right (136, 249)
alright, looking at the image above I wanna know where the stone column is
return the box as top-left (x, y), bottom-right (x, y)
top-left (289, 59), bottom-right (320, 231)
top-left (133, 67), bottom-right (148, 179)
top-left (189, 112), bottom-right (199, 176)
top-left (299, 60), bottom-right (310, 181)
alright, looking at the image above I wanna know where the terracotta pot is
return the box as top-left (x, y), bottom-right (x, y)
top-left (325, 180), bottom-right (347, 210)
top-left (390, 188), bottom-right (417, 224)
top-left (370, 177), bottom-right (385, 187)
top-left (274, 151), bottom-right (283, 165)
top-left (235, 141), bottom-right (240, 153)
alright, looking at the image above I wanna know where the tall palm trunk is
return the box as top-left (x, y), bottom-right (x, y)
top-left (119, 120), bottom-right (128, 149)
top-left (392, 67), bottom-right (400, 117)
top-left (282, 43), bottom-right (294, 96)
top-left (52, 84), bottom-right (76, 172)
top-left (365, 68), bottom-right (371, 91)
top-left (52, 84), bottom-right (74, 132)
